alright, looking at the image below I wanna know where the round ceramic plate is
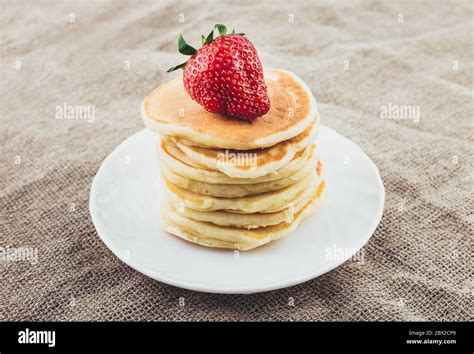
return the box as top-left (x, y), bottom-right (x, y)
top-left (90, 126), bottom-right (384, 294)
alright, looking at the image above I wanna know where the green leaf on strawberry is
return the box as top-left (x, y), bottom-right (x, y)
top-left (178, 34), bottom-right (197, 56)
top-left (168, 24), bottom-right (237, 72)
top-left (166, 61), bottom-right (187, 73)
top-left (203, 29), bottom-right (214, 46)
top-left (214, 24), bottom-right (227, 36)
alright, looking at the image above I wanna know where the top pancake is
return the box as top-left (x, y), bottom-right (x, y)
top-left (142, 68), bottom-right (317, 150)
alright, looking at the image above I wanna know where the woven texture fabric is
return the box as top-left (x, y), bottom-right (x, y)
top-left (1, 0), bottom-right (472, 321)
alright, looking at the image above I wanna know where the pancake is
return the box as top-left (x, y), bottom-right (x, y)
top-left (173, 179), bottom-right (325, 228)
top-left (170, 116), bottom-right (319, 178)
top-left (158, 139), bottom-right (319, 185)
top-left (162, 137), bottom-right (210, 169)
top-left (163, 168), bottom-right (320, 213)
top-left (159, 151), bottom-right (322, 197)
top-left (144, 66), bottom-right (325, 251)
top-left (160, 180), bottom-right (326, 250)
top-left (142, 68), bottom-right (317, 150)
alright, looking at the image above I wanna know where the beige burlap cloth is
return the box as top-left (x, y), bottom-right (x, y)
top-left (1, 0), bottom-right (472, 321)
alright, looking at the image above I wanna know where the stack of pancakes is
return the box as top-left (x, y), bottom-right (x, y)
top-left (142, 69), bottom-right (325, 250)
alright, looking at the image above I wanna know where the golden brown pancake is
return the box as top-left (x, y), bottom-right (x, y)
top-left (143, 66), bottom-right (325, 251)
top-left (160, 180), bottom-right (326, 250)
top-left (169, 117), bottom-right (319, 178)
top-left (142, 69), bottom-right (317, 150)
top-left (157, 138), bottom-right (319, 185)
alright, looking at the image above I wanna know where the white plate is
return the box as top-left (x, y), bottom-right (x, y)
top-left (90, 126), bottom-right (384, 294)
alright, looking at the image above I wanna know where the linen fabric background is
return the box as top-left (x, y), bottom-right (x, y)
top-left (1, 0), bottom-right (472, 321)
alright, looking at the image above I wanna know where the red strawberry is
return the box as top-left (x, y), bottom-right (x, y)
top-left (167, 24), bottom-right (270, 121)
